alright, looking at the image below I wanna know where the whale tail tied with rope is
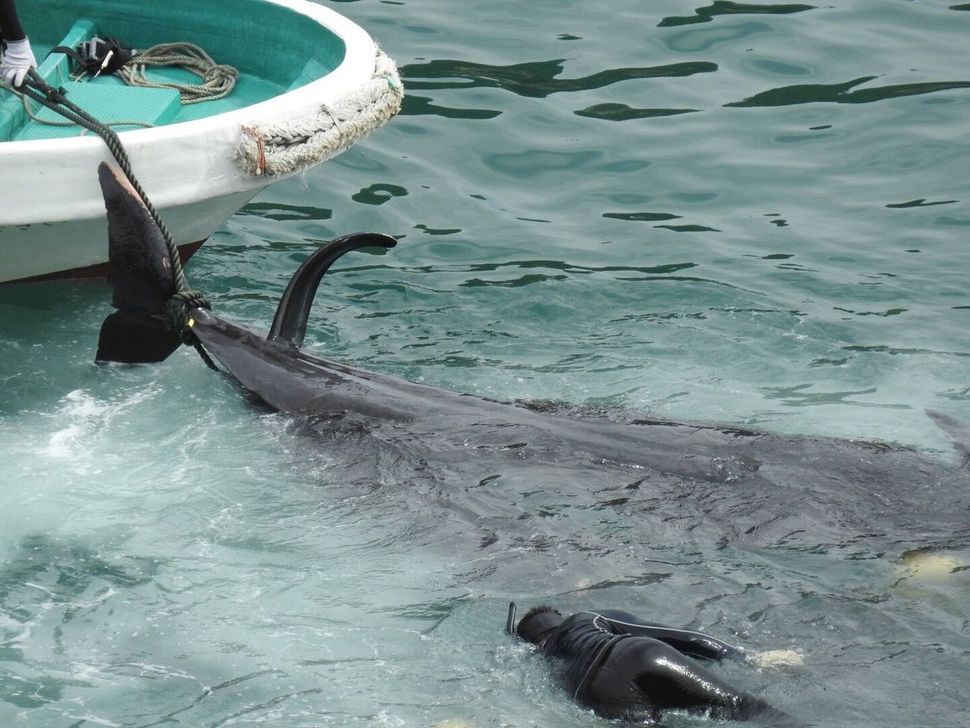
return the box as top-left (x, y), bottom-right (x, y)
top-left (94, 161), bottom-right (395, 366)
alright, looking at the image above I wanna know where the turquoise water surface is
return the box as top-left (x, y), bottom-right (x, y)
top-left (2, 1), bottom-right (969, 726)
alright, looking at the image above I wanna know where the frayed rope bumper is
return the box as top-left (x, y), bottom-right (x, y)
top-left (234, 49), bottom-right (403, 177)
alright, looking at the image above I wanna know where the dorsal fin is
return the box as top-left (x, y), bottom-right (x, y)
top-left (267, 232), bottom-right (397, 347)
top-left (927, 409), bottom-right (970, 468)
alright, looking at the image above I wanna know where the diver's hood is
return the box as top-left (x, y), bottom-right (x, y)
top-left (517, 608), bottom-right (563, 644)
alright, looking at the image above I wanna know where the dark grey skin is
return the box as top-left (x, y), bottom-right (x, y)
top-left (95, 162), bottom-right (970, 560)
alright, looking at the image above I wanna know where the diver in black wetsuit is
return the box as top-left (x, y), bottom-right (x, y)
top-left (511, 604), bottom-right (789, 723)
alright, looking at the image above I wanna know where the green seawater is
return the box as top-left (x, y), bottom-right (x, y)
top-left (2, 1), bottom-right (969, 725)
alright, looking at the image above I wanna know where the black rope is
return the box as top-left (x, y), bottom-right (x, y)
top-left (16, 70), bottom-right (215, 362)
top-left (19, 70), bottom-right (190, 292)
top-left (166, 290), bottom-right (212, 342)
top-left (193, 342), bottom-right (220, 372)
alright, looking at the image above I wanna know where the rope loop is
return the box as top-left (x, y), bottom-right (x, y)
top-left (166, 290), bottom-right (212, 343)
top-left (118, 42), bottom-right (239, 104)
top-left (15, 67), bottom-right (224, 367)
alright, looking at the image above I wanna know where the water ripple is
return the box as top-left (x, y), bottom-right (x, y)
top-left (4, 1), bottom-right (970, 726)
top-left (574, 104), bottom-right (698, 121)
top-left (401, 59), bottom-right (718, 99)
top-left (663, 20), bottom-right (774, 52)
top-left (727, 77), bottom-right (970, 106)
top-left (659, 1), bottom-right (816, 28)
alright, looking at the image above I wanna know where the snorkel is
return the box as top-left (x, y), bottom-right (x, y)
top-left (505, 601), bottom-right (517, 634)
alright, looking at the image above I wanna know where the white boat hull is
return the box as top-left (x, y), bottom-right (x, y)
top-left (0, 0), bottom-right (401, 283)
top-left (0, 189), bottom-right (258, 282)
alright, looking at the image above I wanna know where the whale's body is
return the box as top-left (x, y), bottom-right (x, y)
top-left (95, 162), bottom-right (970, 558)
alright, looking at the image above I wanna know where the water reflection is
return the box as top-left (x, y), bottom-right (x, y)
top-left (886, 198), bottom-right (958, 208)
top-left (575, 104), bottom-right (697, 121)
top-left (728, 77), bottom-right (970, 106)
top-left (757, 383), bottom-right (913, 408)
top-left (352, 183), bottom-right (409, 206)
top-left (401, 59), bottom-right (717, 99)
top-left (238, 202), bottom-right (332, 221)
top-left (454, 259), bottom-right (699, 276)
top-left (659, 1), bottom-right (815, 28)
top-left (401, 95), bottom-right (501, 119)
top-left (603, 211), bottom-right (719, 232)
top-left (413, 224), bottom-right (462, 236)
top-left (663, 21), bottom-right (773, 52)
top-left (483, 149), bottom-right (600, 179)
top-left (603, 211), bottom-right (681, 222)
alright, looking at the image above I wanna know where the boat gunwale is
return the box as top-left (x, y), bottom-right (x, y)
top-left (0, 0), bottom-right (384, 224)
top-left (3, 0), bottom-right (376, 150)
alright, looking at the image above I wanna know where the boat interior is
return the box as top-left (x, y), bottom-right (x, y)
top-left (1, 0), bottom-right (347, 141)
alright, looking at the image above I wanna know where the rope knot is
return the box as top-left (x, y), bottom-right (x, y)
top-left (166, 290), bottom-right (211, 343)
top-left (241, 125), bottom-right (267, 175)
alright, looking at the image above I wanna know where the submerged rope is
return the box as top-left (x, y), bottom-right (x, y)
top-left (118, 43), bottom-right (238, 104)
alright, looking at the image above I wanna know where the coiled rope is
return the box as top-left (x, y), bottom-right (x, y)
top-left (18, 41), bottom-right (238, 130)
top-left (118, 43), bottom-right (238, 104)
top-left (16, 70), bottom-right (215, 367)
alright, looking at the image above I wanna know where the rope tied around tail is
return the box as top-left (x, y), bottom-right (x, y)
top-left (166, 290), bottom-right (212, 343)
top-left (165, 291), bottom-right (219, 371)
top-left (15, 71), bottom-right (215, 367)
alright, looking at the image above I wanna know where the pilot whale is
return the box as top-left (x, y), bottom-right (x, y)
top-left (94, 162), bottom-right (970, 559)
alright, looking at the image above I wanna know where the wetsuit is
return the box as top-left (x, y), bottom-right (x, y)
top-left (0, 0), bottom-right (27, 41)
top-left (539, 610), bottom-right (780, 722)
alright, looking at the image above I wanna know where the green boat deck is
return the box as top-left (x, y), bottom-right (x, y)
top-left (1, 0), bottom-right (347, 141)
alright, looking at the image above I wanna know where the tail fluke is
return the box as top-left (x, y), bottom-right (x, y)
top-left (267, 232), bottom-right (397, 348)
top-left (96, 162), bottom-right (181, 363)
top-left (97, 310), bottom-right (181, 364)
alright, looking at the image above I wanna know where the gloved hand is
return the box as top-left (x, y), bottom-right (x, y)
top-left (1, 37), bottom-right (37, 88)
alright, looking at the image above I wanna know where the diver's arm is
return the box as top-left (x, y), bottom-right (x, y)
top-left (0, 0), bottom-right (27, 40)
top-left (593, 610), bottom-right (745, 661)
top-left (635, 624), bottom-right (745, 661)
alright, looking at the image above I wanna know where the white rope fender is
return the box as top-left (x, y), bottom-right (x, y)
top-left (234, 49), bottom-right (403, 177)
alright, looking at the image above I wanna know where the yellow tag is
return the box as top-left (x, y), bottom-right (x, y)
top-left (187, 318), bottom-right (195, 328)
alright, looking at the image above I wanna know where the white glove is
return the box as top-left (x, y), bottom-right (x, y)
top-left (1, 37), bottom-right (37, 88)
